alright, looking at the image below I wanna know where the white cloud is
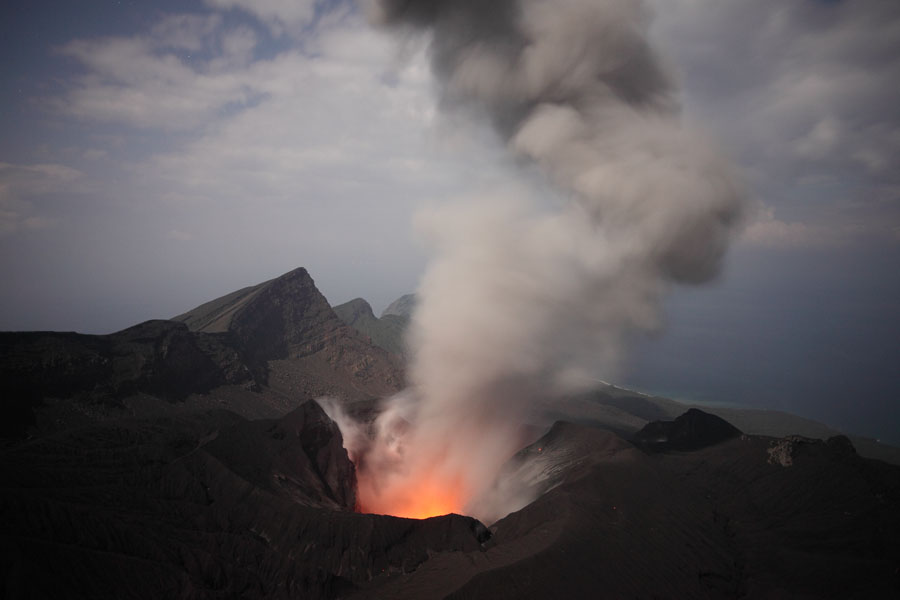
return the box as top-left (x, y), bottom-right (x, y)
top-left (57, 16), bottom-right (261, 130)
top-left (45, 2), bottom-right (900, 256)
top-left (140, 19), bottom-right (448, 200)
top-left (150, 13), bottom-right (224, 51)
top-left (39, 6), bottom-right (513, 314)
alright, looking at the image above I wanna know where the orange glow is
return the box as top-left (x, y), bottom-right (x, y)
top-left (358, 471), bottom-right (468, 520)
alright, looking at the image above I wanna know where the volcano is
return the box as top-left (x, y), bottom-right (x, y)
top-left (2, 267), bottom-right (899, 598)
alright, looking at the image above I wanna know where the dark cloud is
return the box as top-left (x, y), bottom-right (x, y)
top-left (651, 0), bottom-right (900, 233)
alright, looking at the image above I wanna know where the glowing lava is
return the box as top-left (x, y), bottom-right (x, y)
top-left (358, 471), bottom-right (468, 520)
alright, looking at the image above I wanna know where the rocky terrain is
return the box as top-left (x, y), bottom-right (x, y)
top-left (333, 298), bottom-right (408, 358)
top-left (2, 268), bottom-right (899, 598)
top-left (380, 294), bottom-right (416, 320)
top-left (172, 268), bottom-right (403, 401)
top-left (0, 401), bottom-right (488, 599)
top-left (632, 407), bottom-right (743, 451)
top-left (0, 268), bottom-right (402, 439)
top-left (3, 400), bottom-right (897, 598)
top-left (0, 319), bottom-right (252, 437)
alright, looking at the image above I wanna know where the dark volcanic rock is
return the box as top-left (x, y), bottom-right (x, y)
top-left (360, 423), bottom-right (900, 599)
top-left (766, 433), bottom-right (858, 467)
top-left (333, 297), bottom-right (378, 327)
top-left (0, 320), bottom-right (250, 437)
top-left (2, 408), bottom-right (898, 599)
top-left (204, 400), bottom-right (358, 509)
top-left (174, 268), bottom-right (403, 399)
top-left (2, 267), bottom-right (403, 439)
top-left (632, 407), bottom-right (743, 451)
top-left (362, 422), bottom-right (737, 600)
top-left (0, 403), bottom-right (489, 600)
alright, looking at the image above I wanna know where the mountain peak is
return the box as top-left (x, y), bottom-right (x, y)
top-left (381, 294), bottom-right (416, 319)
top-left (336, 298), bottom-right (376, 323)
top-left (171, 267), bottom-right (337, 361)
top-left (334, 296), bottom-right (408, 357)
top-left (173, 267), bottom-right (403, 397)
top-left (632, 408), bottom-right (743, 451)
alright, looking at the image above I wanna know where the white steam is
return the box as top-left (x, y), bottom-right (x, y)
top-left (351, 0), bottom-right (745, 523)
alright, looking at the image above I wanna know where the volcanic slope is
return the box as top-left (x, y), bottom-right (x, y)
top-left (2, 387), bottom-right (897, 598)
top-left (349, 412), bottom-right (900, 599)
top-left (0, 400), bottom-right (488, 599)
top-left (173, 267), bottom-right (403, 402)
top-left (0, 268), bottom-right (402, 439)
top-left (0, 319), bottom-right (252, 437)
top-left (332, 298), bottom-right (408, 357)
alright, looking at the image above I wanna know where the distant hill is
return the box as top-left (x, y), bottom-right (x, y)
top-left (332, 297), bottom-right (408, 357)
top-left (380, 293), bottom-right (416, 318)
top-left (632, 407), bottom-right (743, 451)
top-left (1, 267), bottom-right (403, 439)
top-left (547, 384), bottom-right (900, 465)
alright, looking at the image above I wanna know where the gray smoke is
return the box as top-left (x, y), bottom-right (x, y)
top-left (355, 0), bottom-right (745, 523)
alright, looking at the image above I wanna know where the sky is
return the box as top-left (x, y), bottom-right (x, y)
top-left (1, 0), bottom-right (898, 442)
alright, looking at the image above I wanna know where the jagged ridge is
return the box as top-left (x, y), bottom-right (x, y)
top-left (332, 297), bottom-right (409, 357)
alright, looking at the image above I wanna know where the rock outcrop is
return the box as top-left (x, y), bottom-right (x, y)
top-left (204, 400), bottom-right (358, 509)
top-left (632, 407), bottom-right (743, 451)
top-left (380, 294), bottom-right (416, 319)
top-left (333, 297), bottom-right (408, 357)
top-left (0, 320), bottom-right (250, 437)
top-left (767, 433), bottom-right (858, 467)
top-left (174, 268), bottom-right (403, 399)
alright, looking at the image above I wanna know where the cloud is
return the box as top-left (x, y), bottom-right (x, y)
top-left (55, 1), bottom-right (897, 249)
top-left (150, 13), bottom-right (225, 51)
top-left (203, 0), bottom-right (320, 36)
top-left (36, 5), bottom-right (509, 319)
top-left (57, 15), bottom-right (260, 130)
top-left (649, 0), bottom-right (900, 240)
top-left (17, 0), bottom-right (896, 338)
top-left (140, 16), bottom-right (451, 202)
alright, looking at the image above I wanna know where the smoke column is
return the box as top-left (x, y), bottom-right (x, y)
top-left (354, 0), bottom-right (745, 523)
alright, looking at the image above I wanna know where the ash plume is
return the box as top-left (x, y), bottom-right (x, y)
top-left (354, 0), bottom-right (746, 523)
